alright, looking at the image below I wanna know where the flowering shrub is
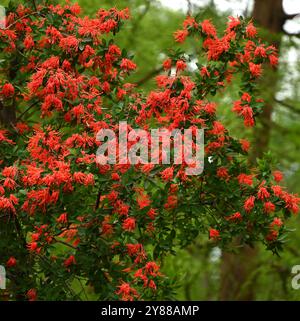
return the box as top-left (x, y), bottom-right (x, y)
top-left (0, 1), bottom-right (299, 300)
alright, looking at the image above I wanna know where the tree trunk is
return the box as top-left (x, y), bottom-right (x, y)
top-left (220, 0), bottom-right (285, 301)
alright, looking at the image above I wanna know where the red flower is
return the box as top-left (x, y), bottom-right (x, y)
top-left (116, 282), bottom-right (138, 301)
top-left (6, 257), bottom-right (17, 268)
top-left (264, 201), bottom-right (275, 213)
top-left (246, 22), bottom-right (257, 38)
top-left (56, 213), bottom-right (68, 224)
top-left (217, 167), bottom-right (229, 180)
top-left (24, 35), bottom-right (34, 50)
top-left (244, 196), bottom-right (255, 212)
top-left (209, 228), bottom-right (220, 240)
top-left (241, 106), bottom-right (254, 127)
top-left (1, 83), bottom-right (15, 97)
top-left (64, 255), bottom-right (76, 268)
top-left (240, 139), bottom-right (250, 152)
top-left (258, 187), bottom-right (270, 200)
top-left (176, 60), bottom-right (187, 72)
top-left (249, 62), bottom-right (262, 77)
top-left (174, 29), bottom-right (188, 43)
top-left (254, 46), bottom-right (267, 58)
top-left (269, 54), bottom-right (278, 66)
top-left (122, 217), bottom-right (136, 231)
top-left (227, 16), bottom-right (241, 31)
top-left (201, 20), bottom-right (217, 37)
top-left (271, 217), bottom-right (283, 227)
top-left (147, 208), bottom-right (157, 220)
top-left (160, 167), bottom-right (174, 181)
top-left (137, 193), bottom-right (151, 209)
top-left (273, 170), bottom-right (283, 182)
top-left (111, 172), bottom-right (120, 181)
top-left (272, 185), bottom-right (284, 197)
top-left (266, 230), bottom-right (278, 242)
top-left (200, 66), bottom-right (210, 78)
top-left (26, 288), bottom-right (37, 301)
top-left (163, 58), bottom-right (172, 70)
top-left (120, 58), bottom-right (136, 71)
top-left (226, 212), bottom-right (242, 221)
top-left (238, 173), bottom-right (253, 186)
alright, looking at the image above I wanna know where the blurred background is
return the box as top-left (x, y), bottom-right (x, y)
top-left (29, 0), bottom-right (300, 300)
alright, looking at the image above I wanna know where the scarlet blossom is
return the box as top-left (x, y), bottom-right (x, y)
top-left (122, 217), bottom-right (136, 231)
top-left (241, 92), bottom-right (251, 103)
top-left (258, 187), bottom-right (270, 200)
top-left (200, 66), bottom-right (210, 78)
top-left (272, 185), bottom-right (284, 197)
top-left (141, 164), bottom-right (154, 173)
top-left (271, 217), bottom-right (283, 227)
top-left (108, 44), bottom-right (121, 56)
top-left (160, 167), bottom-right (174, 181)
top-left (24, 34), bottom-right (34, 50)
top-left (246, 22), bottom-right (257, 38)
top-left (162, 58), bottom-right (172, 70)
top-left (240, 139), bottom-right (250, 152)
top-left (56, 213), bottom-right (68, 224)
top-left (266, 230), bottom-right (278, 242)
top-left (6, 257), bottom-right (17, 268)
top-left (137, 193), bottom-right (151, 209)
top-left (102, 221), bottom-right (113, 235)
top-left (226, 212), bottom-right (242, 221)
top-left (111, 172), bottom-right (120, 181)
top-left (249, 62), bottom-right (262, 77)
top-left (148, 280), bottom-right (157, 290)
top-left (59, 35), bottom-right (79, 52)
top-left (269, 54), bottom-right (278, 66)
top-left (217, 167), bottom-right (229, 180)
top-left (27, 241), bottom-right (39, 252)
top-left (241, 106), bottom-right (254, 127)
top-left (120, 58), bottom-right (136, 71)
top-left (176, 60), bottom-right (187, 72)
top-left (273, 170), bottom-right (283, 182)
top-left (232, 100), bottom-right (243, 114)
top-left (2, 166), bottom-right (18, 178)
top-left (254, 46), bottom-right (267, 58)
top-left (204, 102), bottom-right (216, 114)
top-left (264, 201), bottom-right (276, 213)
top-left (26, 289), bottom-right (37, 301)
top-left (1, 83), bottom-right (15, 97)
top-left (126, 243), bottom-right (142, 256)
top-left (174, 29), bottom-right (188, 43)
top-left (209, 228), bottom-right (220, 240)
top-left (227, 16), bottom-right (241, 31)
top-left (183, 16), bottom-right (197, 29)
top-left (116, 282), bottom-right (138, 301)
top-left (244, 196), bottom-right (255, 212)
top-left (282, 192), bottom-right (300, 214)
top-left (201, 20), bottom-right (217, 37)
top-left (238, 173), bottom-right (253, 186)
top-left (145, 261), bottom-right (160, 276)
top-left (64, 255), bottom-right (76, 268)
top-left (147, 208), bottom-right (158, 220)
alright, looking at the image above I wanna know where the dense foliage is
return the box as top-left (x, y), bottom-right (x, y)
top-left (0, 1), bottom-right (299, 300)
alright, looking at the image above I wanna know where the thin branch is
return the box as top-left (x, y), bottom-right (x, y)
top-left (283, 31), bottom-right (300, 37)
top-left (135, 66), bottom-right (163, 87)
top-left (186, 0), bottom-right (192, 16)
top-left (275, 98), bottom-right (300, 115)
top-left (54, 238), bottom-right (77, 249)
top-left (16, 100), bottom-right (39, 121)
top-left (284, 13), bottom-right (300, 20)
top-left (95, 188), bottom-right (101, 210)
